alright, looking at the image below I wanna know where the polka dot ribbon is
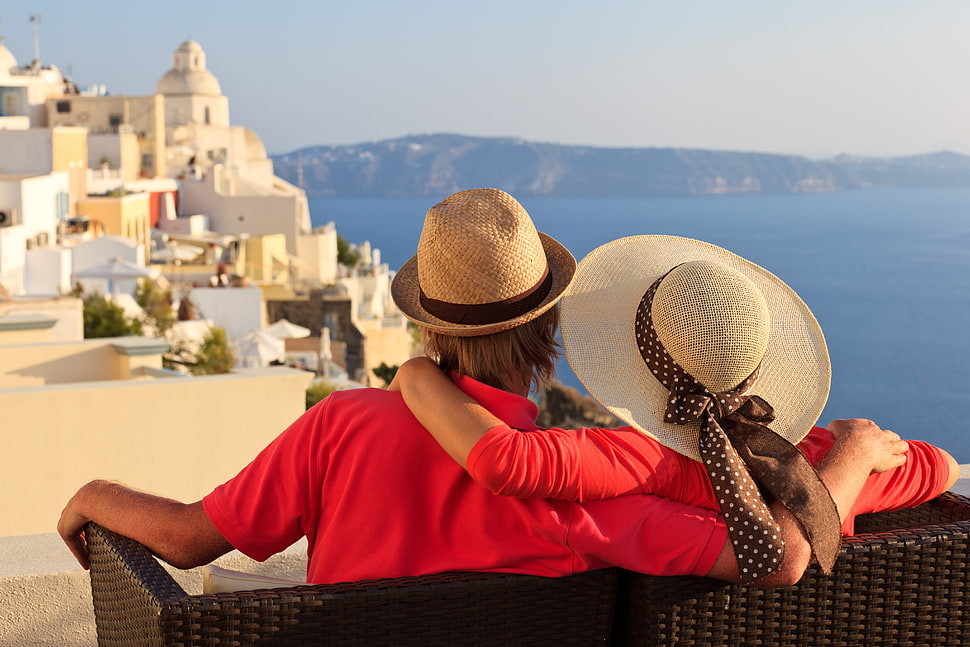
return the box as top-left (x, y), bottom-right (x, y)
top-left (636, 274), bottom-right (841, 583)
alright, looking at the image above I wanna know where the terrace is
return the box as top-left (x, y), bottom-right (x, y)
top-left (2, 470), bottom-right (968, 645)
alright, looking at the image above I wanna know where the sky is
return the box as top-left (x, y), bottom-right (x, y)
top-left (2, 1), bottom-right (968, 158)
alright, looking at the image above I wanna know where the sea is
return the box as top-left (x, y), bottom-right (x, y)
top-left (309, 188), bottom-right (970, 463)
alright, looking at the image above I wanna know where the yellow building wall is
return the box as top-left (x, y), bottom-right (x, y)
top-left (50, 127), bottom-right (88, 173)
top-left (51, 126), bottom-right (89, 215)
top-left (244, 234), bottom-right (290, 285)
top-left (76, 192), bottom-right (152, 258)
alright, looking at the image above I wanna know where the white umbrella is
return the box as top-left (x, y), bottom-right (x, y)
top-left (265, 318), bottom-right (311, 339)
top-left (153, 243), bottom-right (201, 263)
top-left (74, 257), bottom-right (157, 294)
top-left (235, 329), bottom-right (286, 366)
top-left (75, 257), bottom-right (156, 280)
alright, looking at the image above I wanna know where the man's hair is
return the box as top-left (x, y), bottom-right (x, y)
top-left (423, 307), bottom-right (561, 391)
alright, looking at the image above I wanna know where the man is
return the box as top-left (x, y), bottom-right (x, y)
top-left (59, 189), bottom-right (909, 588)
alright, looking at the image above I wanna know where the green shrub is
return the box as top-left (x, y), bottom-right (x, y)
top-left (372, 362), bottom-right (398, 387)
top-left (81, 291), bottom-right (142, 338)
top-left (191, 327), bottom-right (235, 375)
top-left (306, 380), bottom-right (337, 409)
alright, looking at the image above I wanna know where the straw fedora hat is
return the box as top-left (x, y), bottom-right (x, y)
top-left (392, 188), bottom-right (576, 337)
top-left (560, 235), bottom-right (830, 460)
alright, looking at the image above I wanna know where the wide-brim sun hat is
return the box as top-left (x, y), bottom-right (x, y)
top-left (392, 188), bottom-right (576, 337)
top-left (560, 235), bottom-right (830, 461)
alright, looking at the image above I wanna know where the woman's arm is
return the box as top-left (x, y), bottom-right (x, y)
top-left (390, 357), bottom-right (657, 499)
top-left (388, 357), bottom-right (499, 469)
top-left (390, 358), bottom-right (920, 522)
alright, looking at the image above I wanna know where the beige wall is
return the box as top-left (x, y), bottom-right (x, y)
top-left (51, 127), bottom-right (89, 203)
top-left (0, 327), bottom-right (51, 344)
top-left (1, 365), bottom-right (313, 537)
top-left (358, 318), bottom-right (415, 386)
top-left (0, 315), bottom-right (55, 345)
top-left (75, 192), bottom-right (152, 259)
top-left (0, 297), bottom-right (84, 342)
top-left (0, 339), bottom-right (161, 388)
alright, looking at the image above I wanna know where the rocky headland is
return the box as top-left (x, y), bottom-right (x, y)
top-left (271, 134), bottom-right (970, 198)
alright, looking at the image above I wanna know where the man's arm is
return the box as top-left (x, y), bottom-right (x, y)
top-left (707, 418), bottom-right (909, 587)
top-left (58, 479), bottom-right (233, 570)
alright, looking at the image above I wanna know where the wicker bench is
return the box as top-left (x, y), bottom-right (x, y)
top-left (613, 491), bottom-right (970, 646)
top-left (86, 492), bottom-right (970, 646)
top-left (84, 522), bottom-right (618, 646)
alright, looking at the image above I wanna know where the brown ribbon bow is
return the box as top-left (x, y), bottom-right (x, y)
top-left (636, 274), bottom-right (841, 583)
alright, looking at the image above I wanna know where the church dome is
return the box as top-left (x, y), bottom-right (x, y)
top-left (243, 128), bottom-right (267, 160)
top-left (0, 40), bottom-right (18, 77)
top-left (155, 40), bottom-right (222, 96)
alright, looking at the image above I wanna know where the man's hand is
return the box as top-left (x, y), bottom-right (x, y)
top-left (827, 418), bottom-right (909, 474)
top-left (56, 480), bottom-right (233, 570)
top-left (58, 492), bottom-right (93, 569)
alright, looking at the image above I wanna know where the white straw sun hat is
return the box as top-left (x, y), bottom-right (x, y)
top-left (560, 235), bottom-right (831, 461)
top-left (392, 188), bottom-right (576, 337)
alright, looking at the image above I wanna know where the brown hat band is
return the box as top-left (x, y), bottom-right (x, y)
top-left (636, 273), bottom-right (841, 583)
top-left (419, 267), bottom-right (553, 325)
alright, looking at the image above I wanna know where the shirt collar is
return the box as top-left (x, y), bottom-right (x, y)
top-left (453, 374), bottom-right (541, 431)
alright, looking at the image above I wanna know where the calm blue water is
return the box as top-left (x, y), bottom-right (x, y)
top-left (309, 189), bottom-right (970, 462)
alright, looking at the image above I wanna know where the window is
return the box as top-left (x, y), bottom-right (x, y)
top-left (56, 192), bottom-right (69, 220)
top-left (2, 92), bottom-right (18, 117)
top-left (108, 114), bottom-right (122, 127)
top-left (56, 100), bottom-right (71, 113)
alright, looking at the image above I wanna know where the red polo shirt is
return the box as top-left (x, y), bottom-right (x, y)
top-left (204, 377), bottom-right (728, 584)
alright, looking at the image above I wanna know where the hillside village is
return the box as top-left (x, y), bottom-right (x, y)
top-left (0, 37), bottom-right (413, 384)
top-left (0, 35), bottom-right (415, 545)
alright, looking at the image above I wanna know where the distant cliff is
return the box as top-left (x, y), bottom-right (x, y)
top-left (270, 134), bottom-right (970, 198)
top-left (536, 381), bottom-right (620, 430)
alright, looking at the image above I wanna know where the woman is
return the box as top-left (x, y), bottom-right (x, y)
top-left (392, 235), bottom-right (959, 567)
